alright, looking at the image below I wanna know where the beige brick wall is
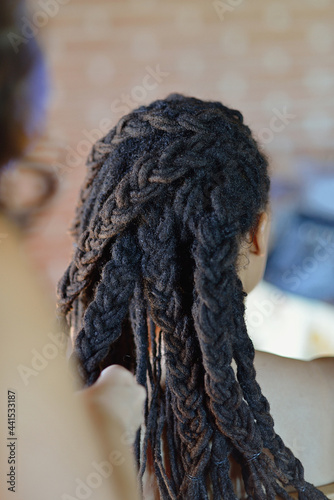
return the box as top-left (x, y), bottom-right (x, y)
top-left (20, 0), bottom-right (334, 299)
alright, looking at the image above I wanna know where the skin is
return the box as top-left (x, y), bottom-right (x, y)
top-left (237, 210), bottom-right (272, 294)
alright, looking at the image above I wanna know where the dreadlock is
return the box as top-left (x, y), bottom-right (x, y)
top-left (57, 94), bottom-right (328, 500)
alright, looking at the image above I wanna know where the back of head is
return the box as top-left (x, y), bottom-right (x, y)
top-left (58, 94), bottom-right (323, 499)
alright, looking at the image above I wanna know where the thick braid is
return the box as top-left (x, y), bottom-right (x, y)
top-left (191, 212), bottom-right (291, 499)
top-left (138, 204), bottom-right (218, 499)
top-left (73, 230), bottom-right (141, 386)
top-left (231, 279), bottom-right (329, 499)
top-left (209, 431), bottom-right (237, 500)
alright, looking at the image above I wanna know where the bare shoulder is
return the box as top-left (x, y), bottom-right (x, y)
top-left (254, 350), bottom-right (334, 397)
top-left (311, 355), bottom-right (334, 392)
top-left (254, 349), bottom-right (309, 371)
top-left (253, 350), bottom-right (334, 486)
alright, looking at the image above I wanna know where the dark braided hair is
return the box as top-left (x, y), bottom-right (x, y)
top-left (57, 94), bottom-right (328, 500)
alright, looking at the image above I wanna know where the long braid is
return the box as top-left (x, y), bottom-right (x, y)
top-left (231, 280), bottom-right (327, 499)
top-left (73, 230), bottom-right (141, 386)
top-left (191, 213), bottom-right (289, 499)
top-left (57, 93), bottom-right (330, 500)
top-left (139, 203), bottom-right (217, 499)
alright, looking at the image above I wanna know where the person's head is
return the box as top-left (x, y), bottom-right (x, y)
top-left (0, 0), bottom-right (54, 224)
top-left (0, 0), bottom-right (47, 171)
top-left (58, 94), bottom-right (316, 499)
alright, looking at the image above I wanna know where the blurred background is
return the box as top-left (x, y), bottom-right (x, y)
top-left (5, 0), bottom-right (334, 359)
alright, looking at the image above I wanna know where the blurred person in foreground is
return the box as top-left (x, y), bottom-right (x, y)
top-left (0, 2), bottom-right (145, 499)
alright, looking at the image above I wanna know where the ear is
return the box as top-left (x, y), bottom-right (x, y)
top-left (238, 210), bottom-right (271, 294)
top-left (249, 212), bottom-right (270, 257)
